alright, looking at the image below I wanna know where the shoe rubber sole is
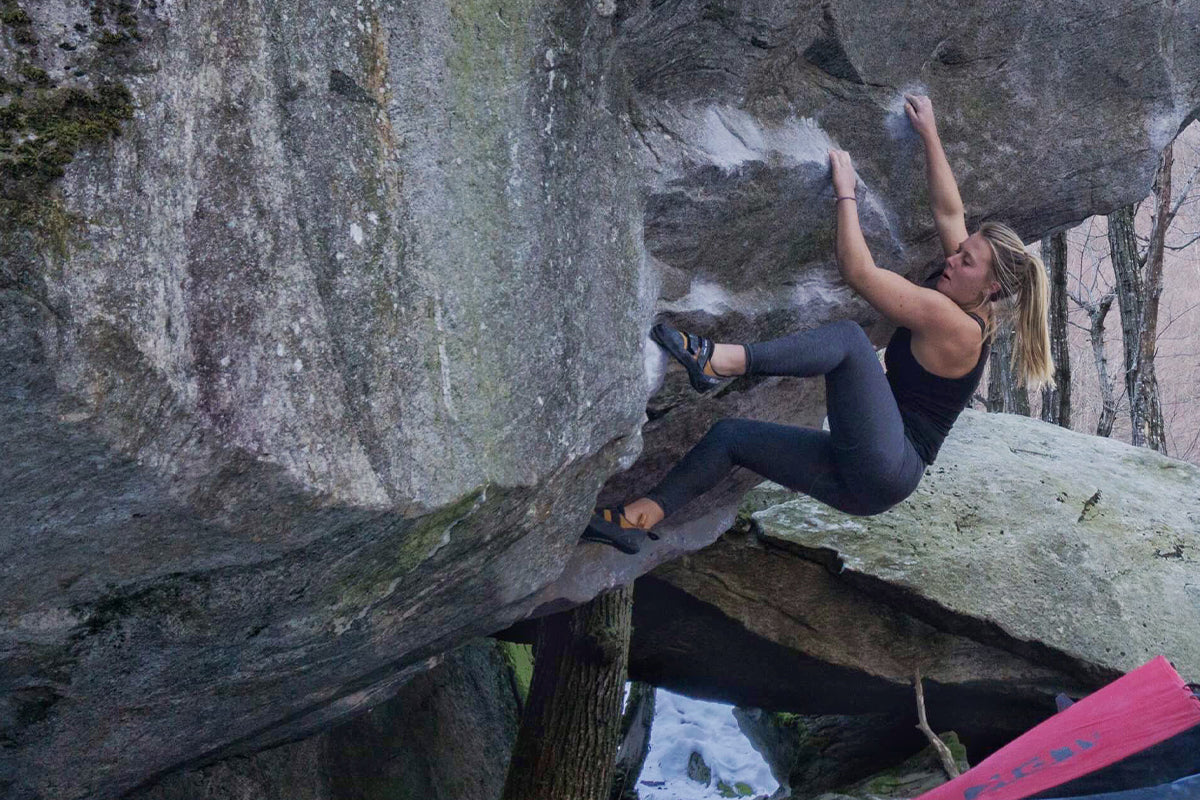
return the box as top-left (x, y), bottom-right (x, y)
top-left (651, 323), bottom-right (722, 393)
top-left (581, 520), bottom-right (642, 554)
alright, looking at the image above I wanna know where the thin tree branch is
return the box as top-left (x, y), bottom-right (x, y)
top-left (1156, 300), bottom-right (1200, 337)
top-left (1164, 160), bottom-right (1200, 230)
top-left (1163, 232), bottom-right (1200, 251)
top-left (913, 669), bottom-right (960, 780)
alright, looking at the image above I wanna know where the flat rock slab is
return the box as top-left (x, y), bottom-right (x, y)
top-left (750, 409), bottom-right (1200, 683)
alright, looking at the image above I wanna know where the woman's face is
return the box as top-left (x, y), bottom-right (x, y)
top-left (936, 231), bottom-right (1000, 307)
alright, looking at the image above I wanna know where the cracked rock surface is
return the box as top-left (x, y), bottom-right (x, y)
top-left (3, 0), bottom-right (1200, 796)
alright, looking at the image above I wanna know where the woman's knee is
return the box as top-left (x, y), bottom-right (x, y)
top-left (837, 492), bottom-right (898, 517)
top-left (826, 318), bottom-right (870, 345)
top-left (703, 418), bottom-right (755, 449)
top-left (708, 417), bottom-right (750, 436)
top-left (842, 474), bottom-right (919, 516)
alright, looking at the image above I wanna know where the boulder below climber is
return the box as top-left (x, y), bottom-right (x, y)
top-left (629, 411), bottom-right (1200, 753)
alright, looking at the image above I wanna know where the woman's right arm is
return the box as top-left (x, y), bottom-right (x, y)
top-left (906, 94), bottom-right (968, 258)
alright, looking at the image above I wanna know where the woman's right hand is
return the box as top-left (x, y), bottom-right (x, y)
top-left (828, 149), bottom-right (858, 198)
top-left (904, 94), bottom-right (937, 139)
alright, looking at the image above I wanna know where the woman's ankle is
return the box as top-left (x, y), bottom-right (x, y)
top-left (624, 498), bottom-right (665, 529)
top-left (708, 343), bottom-right (747, 377)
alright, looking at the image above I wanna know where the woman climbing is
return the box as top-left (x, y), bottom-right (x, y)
top-left (584, 94), bottom-right (1054, 553)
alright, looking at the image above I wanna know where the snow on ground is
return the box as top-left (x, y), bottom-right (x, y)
top-left (636, 688), bottom-right (779, 800)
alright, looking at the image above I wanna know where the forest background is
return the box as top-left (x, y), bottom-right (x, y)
top-left (984, 122), bottom-right (1200, 463)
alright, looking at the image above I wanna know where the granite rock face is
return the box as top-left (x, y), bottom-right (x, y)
top-left (811, 732), bottom-right (969, 800)
top-left (129, 639), bottom-right (521, 800)
top-left (733, 709), bottom-right (927, 800)
top-left (3, 0), bottom-right (1200, 797)
top-left (751, 410), bottom-right (1200, 683)
top-left (2, 1), bottom-right (649, 798)
top-left (550, 0), bottom-right (1200, 609)
top-left (631, 411), bottom-right (1200, 752)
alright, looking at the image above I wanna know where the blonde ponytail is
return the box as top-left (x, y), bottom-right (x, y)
top-left (979, 222), bottom-right (1055, 391)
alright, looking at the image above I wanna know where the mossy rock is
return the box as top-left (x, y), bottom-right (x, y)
top-left (1, 4), bottom-right (32, 27)
top-left (832, 731), bottom-right (969, 799)
top-left (0, 78), bottom-right (133, 264)
top-left (687, 751), bottom-right (712, 785)
top-left (771, 711), bottom-right (810, 733)
top-left (1, 79), bottom-right (134, 183)
top-left (497, 641), bottom-right (533, 703)
top-left (16, 64), bottom-right (49, 86)
top-left (716, 779), bottom-right (757, 797)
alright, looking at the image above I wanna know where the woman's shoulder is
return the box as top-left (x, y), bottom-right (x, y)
top-left (964, 311), bottom-right (987, 337)
top-left (910, 307), bottom-right (988, 379)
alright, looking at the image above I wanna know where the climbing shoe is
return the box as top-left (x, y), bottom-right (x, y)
top-left (581, 507), bottom-right (660, 554)
top-left (651, 322), bottom-right (726, 393)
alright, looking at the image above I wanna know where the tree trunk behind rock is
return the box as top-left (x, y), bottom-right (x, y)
top-left (501, 587), bottom-right (634, 800)
top-left (1138, 145), bottom-right (1171, 453)
top-left (986, 320), bottom-right (1031, 415)
top-left (610, 681), bottom-right (656, 800)
top-left (1108, 189), bottom-right (1167, 453)
top-left (1087, 293), bottom-right (1119, 438)
top-left (1040, 231), bottom-right (1071, 427)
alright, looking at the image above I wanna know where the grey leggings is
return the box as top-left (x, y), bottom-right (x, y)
top-left (645, 320), bottom-right (926, 518)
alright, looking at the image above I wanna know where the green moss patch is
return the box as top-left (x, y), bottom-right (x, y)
top-left (16, 63), bottom-right (48, 85)
top-left (1, 3), bottom-right (31, 27)
top-left (0, 52), bottom-right (134, 279)
top-left (716, 779), bottom-right (756, 797)
top-left (89, 0), bottom-right (140, 44)
top-left (2, 1), bottom-right (37, 44)
top-left (1, 81), bottom-right (133, 184)
top-left (498, 641), bottom-right (533, 702)
top-left (1, 0), bottom-right (137, 226)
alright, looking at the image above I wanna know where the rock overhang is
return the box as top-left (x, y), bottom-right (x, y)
top-left (3, 0), bottom-right (1200, 797)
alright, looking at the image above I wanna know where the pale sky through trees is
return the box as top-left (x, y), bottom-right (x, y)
top-left (982, 122), bottom-right (1200, 463)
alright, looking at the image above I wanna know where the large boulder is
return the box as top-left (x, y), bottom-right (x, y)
top-left (538, 0), bottom-right (1200, 611)
top-left (128, 638), bottom-right (521, 800)
top-left (733, 708), bottom-right (927, 799)
top-left (812, 732), bottom-right (969, 800)
top-left (3, 0), bottom-right (1200, 797)
top-left (630, 410), bottom-right (1200, 752)
top-left (2, 1), bottom-right (648, 797)
top-left (752, 409), bottom-right (1200, 682)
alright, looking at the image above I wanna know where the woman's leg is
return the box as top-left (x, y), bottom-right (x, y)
top-left (643, 418), bottom-right (847, 518)
top-left (747, 320), bottom-right (911, 489)
top-left (639, 320), bottom-right (922, 521)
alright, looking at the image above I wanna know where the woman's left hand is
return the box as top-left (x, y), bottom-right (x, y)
top-left (829, 149), bottom-right (857, 198)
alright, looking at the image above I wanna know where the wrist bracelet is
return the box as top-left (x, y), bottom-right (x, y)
top-left (836, 196), bottom-right (857, 202)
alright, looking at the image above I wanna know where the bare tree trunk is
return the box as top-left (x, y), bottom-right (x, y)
top-left (501, 587), bottom-right (634, 800)
top-left (1139, 146), bottom-right (1170, 453)
top-left (1040, 231), bottom-right (1071, 427)
top-left (1108, 155), bottom-right (1168, 454)
top-left (610, 682), bottom-right (656, 800)
top-left (1089, 294), bottom-right (1118, 438)
top-left (986, 319), bottom-right (1030, 415)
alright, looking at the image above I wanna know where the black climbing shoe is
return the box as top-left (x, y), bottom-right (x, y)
top-left (651, 322), bottom-right (726, 393)
top-left (581, 507), bottom-right (659, 554)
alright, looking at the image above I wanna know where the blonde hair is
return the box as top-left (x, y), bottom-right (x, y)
top-left (976, 221), bottom-right (1054, 391)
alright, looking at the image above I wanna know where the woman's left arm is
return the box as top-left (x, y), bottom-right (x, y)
top-left (828, 149), bottom-right (956, 332)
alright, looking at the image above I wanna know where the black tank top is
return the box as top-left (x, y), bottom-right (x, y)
top-left (884, 314), bottom-right (989, 465)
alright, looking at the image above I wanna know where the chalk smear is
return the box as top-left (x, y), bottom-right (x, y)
top-left (690, 105), bottom-right (837, 171)
top-left (886, 82), bottom-right (930, 140)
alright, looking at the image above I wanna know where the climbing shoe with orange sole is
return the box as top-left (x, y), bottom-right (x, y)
top-left (651, 322), bottom-right (727, 393)
top-left (581, 507), bottom-right (660, 554)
